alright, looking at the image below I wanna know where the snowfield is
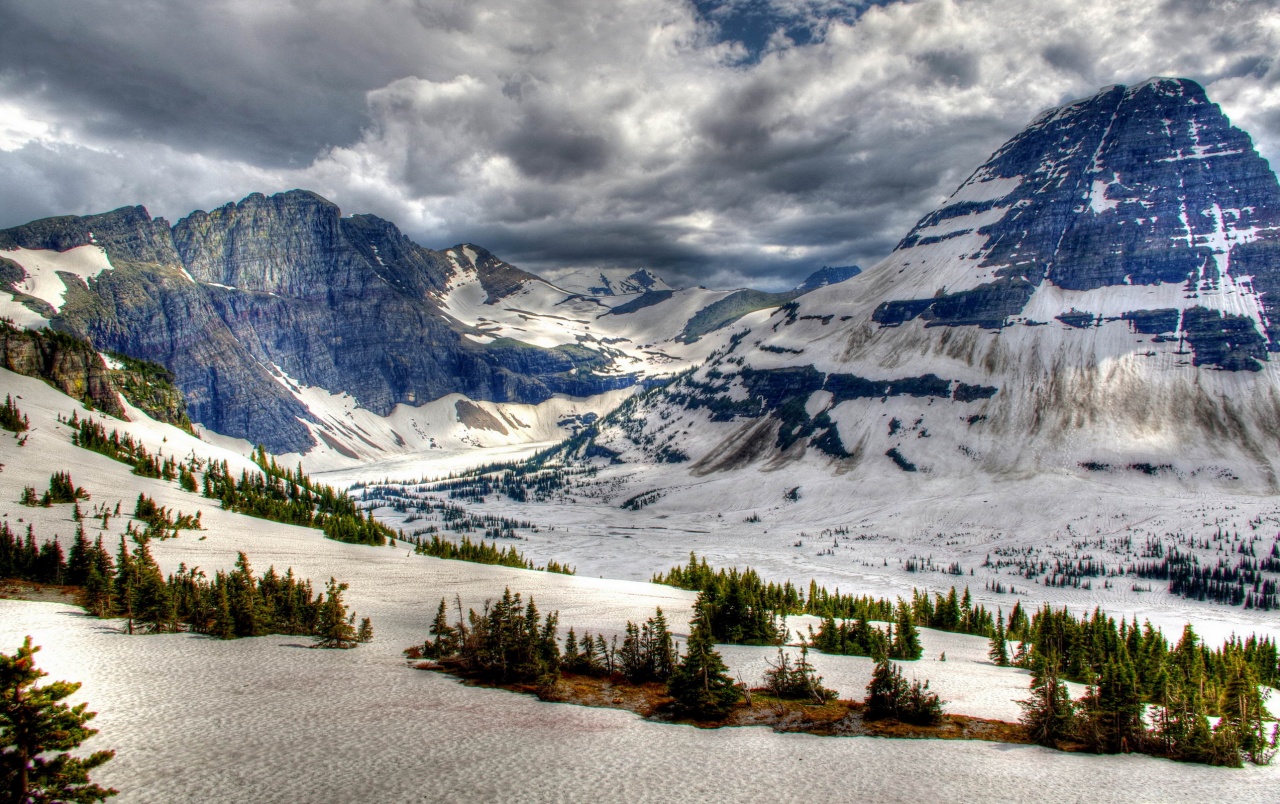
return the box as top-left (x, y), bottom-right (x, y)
top-left (1, 368), bottom-right (1279, 801)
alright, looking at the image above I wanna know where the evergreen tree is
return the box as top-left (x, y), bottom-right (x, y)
top-left (314, 579), bottom-right (359, 649)
top-left (129, 541), bottom-right (177, 634)
top-left (988, 612), bottom-right (1009, 667)
top-left (357, 618), bottom-right (374, 644)
top-left (425, 599), bottom-right (457, 658)
top-left (763, 646), bottom-right (836, 703)
top-left (1019, 650), bottom-right (1075, 748)
top-left (0, 637), bottom-right (117, 803)
top-left (889, 602), bottom-right (921, 660)
top-left (667, 606), bottom-right (740, 718)
top-left (865, 658), bottom-right (908, 720)
top-left (1078, 656), bottom-right (1143, 754)
top-left (1217, 657), bottom-right (1276, 766)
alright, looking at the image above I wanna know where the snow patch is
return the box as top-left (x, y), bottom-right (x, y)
top-left (1, 245), bottom-right (114, 313)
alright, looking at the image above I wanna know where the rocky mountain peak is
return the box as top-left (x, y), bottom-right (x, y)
top-left (872, 77), bottom-right (1280, 368)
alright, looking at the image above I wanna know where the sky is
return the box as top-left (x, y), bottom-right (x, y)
top-left (1, 0), bottom-right (1279, 290)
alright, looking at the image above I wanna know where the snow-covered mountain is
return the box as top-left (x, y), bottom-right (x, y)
top-left (579, 78), bottom-right (1280, 492)
top-left (544, 267), bottom-right (671, 297)
top-left (0, 192), bottom-right (836, 469)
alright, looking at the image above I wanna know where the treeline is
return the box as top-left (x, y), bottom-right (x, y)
top-left (410, 534), bottom-right (574, 575)
top-left (1008, 602), bottom-right (1277, 700)
top-left (653, 552), bottom-right (998, 649)
top-left (71, 413), bottom-right (184, 481)
top-left (809, 605), bottom-right (922, 660)
top-left (70, 417), bottom-right (396, 547)
top-left (0, 521), bottom-right (370, 647)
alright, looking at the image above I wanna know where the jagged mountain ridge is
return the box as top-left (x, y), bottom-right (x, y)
top-left (578, 78), bottom-right (1280, 491)
top-left (0, 190), bottom-right (853, 463)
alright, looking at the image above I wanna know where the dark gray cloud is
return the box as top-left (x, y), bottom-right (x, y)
top-left (2, 0), bottom-right (1280, 291)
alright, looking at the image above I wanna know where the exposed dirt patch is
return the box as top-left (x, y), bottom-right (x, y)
top-left (415, 664), bottom-right (1031, 744)
top-left (0, 580), bottom-right (83, 605)
top-left (454, 399), bottom-right (510, 434)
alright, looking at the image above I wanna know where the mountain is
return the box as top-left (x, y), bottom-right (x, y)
top-left (548, 267), bottom-right (671, 296)
top-left (796, 265), bottom-right (861, 292)
top-left (575, 78), bottom-right (1280, 492)
top-left (0, 191), bottom-right (817, 466)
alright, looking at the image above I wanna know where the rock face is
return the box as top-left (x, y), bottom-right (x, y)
top-left (0, 321), bottom-right (127, 418)
top-left (873, 78), bottom-right (1280, 362)
top-left (583, 79), bottom-right (1280, 490)
top-left (0, 191), bottom-right (638, 453)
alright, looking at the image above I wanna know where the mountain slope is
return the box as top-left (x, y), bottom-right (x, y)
top-left (580, 78), bottom-right (1280, 491)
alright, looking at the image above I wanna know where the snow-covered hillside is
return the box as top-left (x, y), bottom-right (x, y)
top-left (2, 370), bottom-right (1278, 802)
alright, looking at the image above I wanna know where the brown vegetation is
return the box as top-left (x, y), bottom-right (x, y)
top-left (410, 656), bottom-right (1031, 745)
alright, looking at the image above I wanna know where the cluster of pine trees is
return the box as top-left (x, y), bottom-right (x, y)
top-left (762, 646), bottom-right (836, 703)
top-left (809, 603), bottom-right (922, 660)
top-left (0, 394), bottom-right (29, 433)
top-left (0, 520), bottom-right (370, 647)
top-left (864, 658), bottom-right (944, 725)
top-left (200, 447), bottom-right (395, 546)
top-left (418, 593), bottom-right (744, 718)
top-left (19, 471), bottom-right (89, 507)
top-left (0, 522), bottom-right (75, 585)
top-left (1005, 603), bottom-right (1277, 766)
top-left (70, 413), bottom-right (182, 480)
top-left (654, 553), bottom-right (993, 650)
top-left (421, 590), bottom-right (562, 690)
top-left (130, 492), bottom-right (201, 540)
top-left (409, 534), bottom-right (574, 575)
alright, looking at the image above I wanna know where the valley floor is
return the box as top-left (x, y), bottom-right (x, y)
top-left (1, 368), bottom-right (1279, 801)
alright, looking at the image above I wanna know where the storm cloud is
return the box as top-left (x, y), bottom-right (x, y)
top-left (2, 0), bottom-right (1279, 289)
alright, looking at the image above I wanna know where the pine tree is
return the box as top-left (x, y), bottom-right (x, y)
top-left (865, 658), bottom-right (908, 720)
top-left (425, 599), bottom-right (456, 658)
top-left (667, 606), bottom-right (740, 718)
top-left (763, 646), bottom-right (836, 703)
top-left (1217, 657), bottom-right (1276, 766)
top-left (890, 602), bottom-right (921, 660)
top-left (130, 542), bottom-right (177, 634)
top-left (988, 612), bottom-right (1009, 667)
top-left (113, 538), bottom-right (137, 634)
top-left (1078, 656), bottom-right (1143, 754)
top-left (1019, 650), bottom-right (1075, 748)
top-left (0, 637), bottom-right (117, 803)
top-left (357, 618), bottom-right (374, 644)
top-left (314, 578), bottom-right (358, 649)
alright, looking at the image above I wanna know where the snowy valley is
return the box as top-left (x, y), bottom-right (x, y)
top-left (4, 76), bottom-right (1280, 802)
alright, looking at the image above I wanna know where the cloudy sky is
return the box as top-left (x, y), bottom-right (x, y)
top-left (2, 0), bottom-right (1279, 289)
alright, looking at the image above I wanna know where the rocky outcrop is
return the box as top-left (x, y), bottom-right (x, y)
top-left (0, 321), bottom-right (126, 418)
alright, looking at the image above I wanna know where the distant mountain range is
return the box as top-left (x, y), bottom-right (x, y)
top-left (0, 190), bottom-right (856, 463)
